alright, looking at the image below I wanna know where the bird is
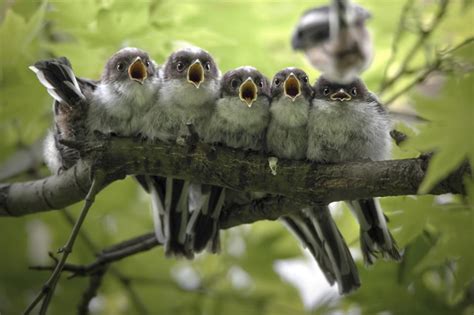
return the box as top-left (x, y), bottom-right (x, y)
top-left (195, 66), bottom-right (271, 254)
top-left (266, 67), bottom-right (312, 159)
top-left (87, 47), bottom-right (160, 137)
top-left (308, 75), bottom-right (402, 266)
top-left (30, 48), bottom-right (160, 174)
top-left (30, 57), bottom-right (96, 174)
top-left (203, 66), bottom-right (271, 150)
top-left (139, 46), bottom-right (221, 258)
top-left (291, 0), bottom-right (373, 83)
top-left (266, 67), bottom-right (360, 294)
top-left (142, 46), bottom-right (221, 142)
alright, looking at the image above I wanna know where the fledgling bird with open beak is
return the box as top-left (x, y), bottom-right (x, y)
top-left (88, 47), bottom-right (160, 137)
top-left (204, 66), bottom-right (271, 150)
top-left (30, 48), bottom-right (159, 174)
top-left (267, 68), bottom-right (360, 294)
top-left (291, 1), bottom-right (373, 83)
top-left (139, 47), bottom-right (221, 259)
top-left (308, 75), bottom-right (402, 265)
top-left (193, 66), bottom-right (271, 255)
top-left (142, 47), bottom-right (221, 142)
top-left (266, 68), bottom-right (313, 159)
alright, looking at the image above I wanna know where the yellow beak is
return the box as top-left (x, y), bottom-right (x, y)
top-left (128, 57), bottom-right (148, 84)
top-left (284, 73), bottom-right (301, 101)
top-left (239, 77), bottom-right (258, 107)
top-left (187, 60), bottom-right (205, 88)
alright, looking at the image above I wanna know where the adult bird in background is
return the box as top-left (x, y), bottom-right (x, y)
top-left (266, 68), bottom-right (360, 294)
top-left (308, 75), bottom-right (401, 265)
top-left (291, 0), bottom-right (373, 83)
top-left (30, 47), bottom-right (159, 174)
top-left (140, 47), bottom-right (221, 258)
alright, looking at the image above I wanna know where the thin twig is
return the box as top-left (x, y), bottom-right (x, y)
top-left (384, 61), bottom-right (441, 106)
top-left (24, 170), bottom-right (106, 315)
top-left (77, 266), bottom-right (107, 315)
top-left (379, 0), bottom-right (449, 93)
top-left (61, 210), bottom-right (150, 314)
top-left (384, 36), bottom-right (474, 106)
top-left (379, 0), bottom-right (415, 89)
top-left (31, 234), bottom-right (160, 277)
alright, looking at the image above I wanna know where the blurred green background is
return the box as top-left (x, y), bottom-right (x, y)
top-left (0, 0), bottom-right (473, 314)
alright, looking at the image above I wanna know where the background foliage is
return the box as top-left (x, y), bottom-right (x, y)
top-left (0, 0), bottom-right (473, 314)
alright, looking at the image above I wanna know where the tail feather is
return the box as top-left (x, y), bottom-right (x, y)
top-left (206, 186), bottom-right (225, 253)
top-left (142, 176), bottom-right (167, 244)
top-left (305, 207), bottom-right (360, 294)
top-left (281, 215), bottom-right (337, 286)
top-left (30, 57), bottom-right (85, 106)
top-left (186, 184), bottom-right (223, 254)
top-left (348, 198), bottom-right (401, 265)
top-left (164, 178), bottom-right (193, 259)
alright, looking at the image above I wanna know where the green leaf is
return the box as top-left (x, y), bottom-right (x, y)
top-left (406, 70), bottom-right (474, 193)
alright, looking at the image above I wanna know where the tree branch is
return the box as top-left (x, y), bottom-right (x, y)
top-left (379, 0), bottom-right (449, 93)
top-left (0, 137), bottom-right (469, 220)
top-left (60, 209), bottom-right (150, 315)
top-left (77, 266), bottom-right (107, 315)
top-left (25, 171), bottom-right (106, 315)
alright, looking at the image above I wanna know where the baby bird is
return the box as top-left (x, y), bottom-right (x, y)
top-left (308, 75), bottom-right (401, 265)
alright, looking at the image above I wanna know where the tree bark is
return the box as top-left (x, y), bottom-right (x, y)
top-left (0, 137), bottom-right (469, 219)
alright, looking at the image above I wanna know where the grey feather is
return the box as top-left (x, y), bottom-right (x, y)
top-left (303, 207), bottom-right (360, 294)
top-left (308, 76), bottom-right (401, 265)
top-left (203, 96), bottom-right (270, 150)
top-left (266, 97), bottom-right (309, 159)
top-left (139, 47), bottom-right (221, 257)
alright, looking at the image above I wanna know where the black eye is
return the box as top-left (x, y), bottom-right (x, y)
top-left (231, 78), bottom-right (240, 89)
top-left (323, 87), bottom-right (330, 96)
top-left (274, 78), bottom-right (281, 86)
top-left (257, 79), bottom-right (264, 88)
top-left (351, 87), bottom-right (357, 96)
top-left (302, 76), bottom-right (308, 83)
top-left (145, 60), bottom-right (151, 67)
top-left (116, 62), bottom-right (125, 72)
top-left (204, 61), bottom-right (211, 71)
top-left (176, 62), bottom-right (185, 72)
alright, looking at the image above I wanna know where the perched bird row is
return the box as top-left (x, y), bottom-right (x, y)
top-left (31, 45), bottom-right (400, 295)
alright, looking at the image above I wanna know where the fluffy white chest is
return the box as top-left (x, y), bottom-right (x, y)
top-left (215, 97), bottom-right (269, 130)
top-left (88, 79), bottom-right (159, 136)
top-left (141, 79), bottom-right (218, 142)
top-left (307, 99), bottom-right (391, 162)
top-left (269, 97), bottom-right (309, 128)
top-left (159, 79), bottom-right (219, 111)
top-left (203, 97), bottom-right (269, 150)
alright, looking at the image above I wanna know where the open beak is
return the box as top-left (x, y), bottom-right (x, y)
top-left (284, 73), bottom-right (301, 101)
top-left (330, 89), bottom-right (352, 102)
top-left (187, 60), bottom-right (205, 88)
top-left (128, 57), bottom-right (148, 84)
top-left (239, 77), bottom-right (258, 107)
